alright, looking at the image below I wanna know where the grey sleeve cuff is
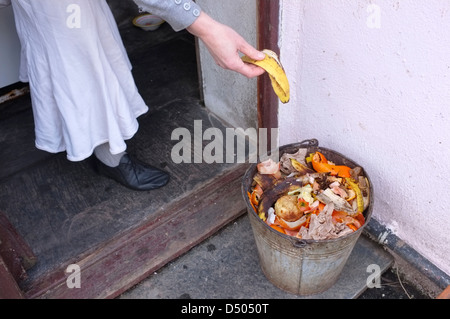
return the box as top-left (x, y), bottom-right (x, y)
top-left (133, 0), bottom-right (202, 32)
top-left (0, 0), bottom-right (11, 7)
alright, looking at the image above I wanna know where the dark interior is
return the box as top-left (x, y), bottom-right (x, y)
top-left (0, 3), bottom-right (242, 297)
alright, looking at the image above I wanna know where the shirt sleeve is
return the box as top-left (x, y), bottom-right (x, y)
top-left (133, 0), bottom-right (202, 32)
top-left (0, 0), bottom-right (11, 7)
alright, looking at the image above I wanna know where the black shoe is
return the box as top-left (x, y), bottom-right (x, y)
top-left (94, 154), bottom-right (170, 191)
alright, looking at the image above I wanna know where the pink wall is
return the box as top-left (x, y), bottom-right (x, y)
top-left (279, 0), bottom-right (450, 276)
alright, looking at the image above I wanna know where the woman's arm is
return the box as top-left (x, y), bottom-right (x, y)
top-left (187, 12), bottom-right (265, 78)
top-left (133, 0), bottom-right (264, 78)
top-left (133, 0), bottom-right (201, 32)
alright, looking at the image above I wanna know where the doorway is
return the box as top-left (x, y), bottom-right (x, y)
top-left (0, 0), bottom-right (279, 298)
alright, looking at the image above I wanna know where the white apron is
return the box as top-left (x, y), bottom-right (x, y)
top-left (11, 0), bottom-right (148, 161)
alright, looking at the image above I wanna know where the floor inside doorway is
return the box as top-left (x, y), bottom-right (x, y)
top-left (0, 19), bottom-right (243, 297)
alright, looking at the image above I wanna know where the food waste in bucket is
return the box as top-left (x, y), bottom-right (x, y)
top-left (242, 139), bottom-right (373, 295)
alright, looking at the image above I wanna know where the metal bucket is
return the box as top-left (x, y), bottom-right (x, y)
top-left (242, 139), bottom-right (374, 295)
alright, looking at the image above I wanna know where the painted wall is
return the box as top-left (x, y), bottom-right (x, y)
top-left (196, 0), bottom-right (258, 130)
top-left (279, 0), bottom-right (450, 276)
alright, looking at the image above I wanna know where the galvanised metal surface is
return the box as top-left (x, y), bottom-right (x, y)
top-left (242, 139), bottom-right (374, 296)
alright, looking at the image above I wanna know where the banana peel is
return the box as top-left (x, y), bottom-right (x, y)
top-left (290, 158), bottom-right (315, 175)
top-left (241, 49), bottom-right (290, 104)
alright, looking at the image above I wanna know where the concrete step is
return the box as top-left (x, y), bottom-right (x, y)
top-left (119, 214), bottom-right (394, 299)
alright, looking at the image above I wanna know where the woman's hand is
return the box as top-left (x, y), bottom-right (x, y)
top-left (187, 12), bottom-right (266, 78)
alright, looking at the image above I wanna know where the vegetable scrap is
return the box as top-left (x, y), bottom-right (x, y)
top-left (248, 149), bottom-right (370, 240)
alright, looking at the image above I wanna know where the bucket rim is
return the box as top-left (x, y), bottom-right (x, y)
top-left (242, 139), bottom-right (374, 245)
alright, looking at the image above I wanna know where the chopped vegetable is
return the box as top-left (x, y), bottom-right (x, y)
top-left (316, 188), bottom-right (354, 215)
top-left (311, 152), bottom-right (352, 178)
top-left (257, 158), bottom-right (281, 179)
top-left (290, 158), bottom-right (314, 175)
top-left (247, 191), bottom-right (257, 213)
top-left (298, 199), bottom-right (311, 213)
top-left (270, 224), bottom-right (286, 234)
top-left (299, 184), bottom-right (314, 204)
top-left (249, 147), bottom-right (369, 240)
top-left (250, 189), bottom-right (260, 206)
top-left (280, 148), bottom-right (315, 175)
top-left (259, 211), bottom-right (267, 222)
top-left (288, 184), bottom-right (314, 205)
top-left (274, 195), bottom-right (304, 222)
top-left (346, 178), bottom-right (364, 213)
top-left (267, 207), bottom-right (276, 225)
top-left (276, 215), bottom-right (307, 231)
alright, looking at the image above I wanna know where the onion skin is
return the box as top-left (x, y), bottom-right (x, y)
top-left (257, 159), bottom-right (280, 175)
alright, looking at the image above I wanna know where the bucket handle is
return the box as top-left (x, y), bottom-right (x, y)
top-left (297, 139), bottom-right (319, 148)
top-left (290, 238), bottom-right (308, 249)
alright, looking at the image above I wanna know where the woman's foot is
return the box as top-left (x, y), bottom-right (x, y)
top-left (94, 154), bottom-right (170, 191)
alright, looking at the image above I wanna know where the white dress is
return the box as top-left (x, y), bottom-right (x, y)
top-left (11, 0), bottom-right (149, 161)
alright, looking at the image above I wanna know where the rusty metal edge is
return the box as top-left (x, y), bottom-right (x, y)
top-left (363, 217), bottom-right (450, 291)
top-left (0, 83), bottom-right (29, 105)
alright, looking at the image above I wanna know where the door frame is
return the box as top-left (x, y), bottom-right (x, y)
top-left (257, 0), bottom-right (280, 139)
top-left (0, 1), bottom-right (281, 299)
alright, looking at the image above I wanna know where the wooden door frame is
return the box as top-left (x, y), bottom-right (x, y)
top-left (257, 0), bottom-right (280, 137)
top-left (196, 0), bottom-right (280, 134)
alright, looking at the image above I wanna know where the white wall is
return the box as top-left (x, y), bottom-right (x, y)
top-left (196, 0), bottom-right (258, 130)
top-left (279, 0), bottom-right (450, 276)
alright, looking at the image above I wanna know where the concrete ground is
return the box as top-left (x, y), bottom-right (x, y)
top-left (119, 213), bottom-right (430, 300)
